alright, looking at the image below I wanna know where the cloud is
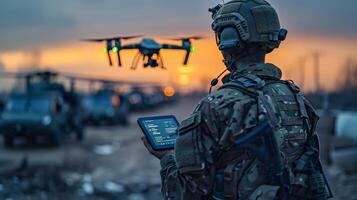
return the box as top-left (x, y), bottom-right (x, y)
top-left (270, 0), bottom-right (357, 37)
top-left (0, 0), bottom-right (356, 51)
top-left (0, 60), bottom-right (4, 71)
top-left (0, 0), bottom-right (76, 51)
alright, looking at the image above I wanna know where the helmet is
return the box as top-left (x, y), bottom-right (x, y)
top-left (210, 0), bottom-right (287, 59)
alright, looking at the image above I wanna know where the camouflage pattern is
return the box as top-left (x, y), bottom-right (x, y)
top-left (160, 63), bottom-right (331, 200)
top-left (159, 0), bottom-right (330, 199)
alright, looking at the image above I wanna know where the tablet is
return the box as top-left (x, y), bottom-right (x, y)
top-left (137, 115), bottom-right (179, 150)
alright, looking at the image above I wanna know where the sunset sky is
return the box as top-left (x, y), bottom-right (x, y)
top-left (0, 0), bottom-right (356, 92)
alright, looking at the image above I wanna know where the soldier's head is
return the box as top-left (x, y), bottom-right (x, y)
top-left (210, 0), bottom-right (287, 70)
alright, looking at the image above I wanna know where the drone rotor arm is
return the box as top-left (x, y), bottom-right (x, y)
top-left (161, 44), bottom-right (184, 50)
top-left (161, 43), bottom-right (192, 65)
top-left (121, 43), bottom-right (141, 50)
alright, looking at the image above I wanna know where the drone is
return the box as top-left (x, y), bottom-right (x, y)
top-left (82, 35), bottom-right (202, 70)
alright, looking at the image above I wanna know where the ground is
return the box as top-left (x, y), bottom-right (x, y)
top-left (0, 96), bottom-right (356, 199)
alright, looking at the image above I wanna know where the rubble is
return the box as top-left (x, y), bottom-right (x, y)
top-left (93, 145), bottom-right (115, 156)
top-left (0, 163), bottom-right (161, 200)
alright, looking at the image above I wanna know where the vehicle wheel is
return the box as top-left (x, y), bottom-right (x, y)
top-left (3, 136), bottom-right (14, 148)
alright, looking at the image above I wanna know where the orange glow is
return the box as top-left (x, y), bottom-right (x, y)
top-left (164, 86), bottom-right (175, 97)
top-left (1, 36), bottom-right (356, 93)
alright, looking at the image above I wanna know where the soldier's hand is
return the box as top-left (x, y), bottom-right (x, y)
top-left (141, 136), bottom-right (174, 159)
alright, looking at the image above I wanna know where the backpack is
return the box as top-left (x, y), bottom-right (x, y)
top-left (211, 73), bottom-right (331, 200)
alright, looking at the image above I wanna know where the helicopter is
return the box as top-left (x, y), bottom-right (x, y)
top-left (0, 70), bottom-right (86, 146)
top-left (82, 35), bottom-right (202, 70)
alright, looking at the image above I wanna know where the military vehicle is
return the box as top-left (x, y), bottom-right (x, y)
top-left (83, 88), bottom-right (130, 125)
top-left (0, 70), bottom-right (85, 147)
top-left (141, 86), bottom-right (165, 109)
top-left (331, 111), bottom-right (357, 173)
top-left (82, 35), bottom-right (202, 70)
top-left (0, 91), bottom-right (83, 147)
top-left (72, 76), bottom-right (160, 123)
top-left (127, 87), bottom-right (146, 111)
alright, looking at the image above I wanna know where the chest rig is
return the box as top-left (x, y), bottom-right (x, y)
top-left (212, 72), bottom-right (311, 200)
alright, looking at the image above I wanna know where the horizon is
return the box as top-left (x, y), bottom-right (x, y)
top-left (0, 0), bottom-right (356, 92)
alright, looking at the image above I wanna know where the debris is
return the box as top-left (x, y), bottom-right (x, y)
top-left (81, 174), bottom-right (94, 195)
top-left (104, 181), bottom-right (125, 193)
top-left (0, 164), bottom-right (162, 199)
top-left (93, 145), bottom-right (114, 155)
top-left (128, 193), bottom-right (146, 200)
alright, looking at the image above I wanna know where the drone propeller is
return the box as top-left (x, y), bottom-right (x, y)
top-left (81, 35), bottom-right (142, 42)
top-left (169, 35), bottom-right (205, 41)
top-left (82, 35), bottom-right (143, 66)
top-left (112, 35), bottom-right (143, 40)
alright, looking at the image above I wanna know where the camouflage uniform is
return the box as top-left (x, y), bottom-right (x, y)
top-left (159, 0), bottom-right (331, 199)
top-left (160, 63), bottom-right (331, 200)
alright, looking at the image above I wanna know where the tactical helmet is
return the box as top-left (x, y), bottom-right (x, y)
top-left (210, 0), bottom-right (287, 56)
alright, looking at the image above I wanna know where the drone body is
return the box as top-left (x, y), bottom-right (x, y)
top-left (82, 35), bottom-right (201, 70)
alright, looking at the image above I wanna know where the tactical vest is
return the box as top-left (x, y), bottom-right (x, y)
top-left (211, 73), bottom-right (325, 200)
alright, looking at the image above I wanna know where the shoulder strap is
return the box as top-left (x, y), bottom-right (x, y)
top-left (219, 74), bottom-right (279, 127)
top-left (218, 75), bottom-right (290, 194)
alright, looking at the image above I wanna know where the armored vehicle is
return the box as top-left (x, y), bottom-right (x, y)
top-left (0, 70), bottom-right (85, 147)
top-left (0, 91), bottom-right (83, 147)
top-left (83, 89), bottom-right (129, 125)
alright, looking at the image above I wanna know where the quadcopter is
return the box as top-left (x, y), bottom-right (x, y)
top-left (82, 35), bottom-right (202, 70)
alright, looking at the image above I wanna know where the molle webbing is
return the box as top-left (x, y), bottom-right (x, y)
top-left (217, 75), bottom-right (305, 199)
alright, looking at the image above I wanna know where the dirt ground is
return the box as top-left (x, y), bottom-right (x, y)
top-left (0, 96), bottom-right (356, 200)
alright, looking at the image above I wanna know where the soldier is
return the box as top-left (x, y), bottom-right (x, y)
top-left (142, 0), bottom-right (332, 199)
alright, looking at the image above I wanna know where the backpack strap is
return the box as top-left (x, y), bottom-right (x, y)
top-left (217, 75), bottom-right (290, 199)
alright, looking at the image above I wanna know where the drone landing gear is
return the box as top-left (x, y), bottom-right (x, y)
top-left (131, 51), bottom-right (142, 70)
top-left (130, 52), bottom-right (166, 70)
top-left (157, 53), bottom-right (166, 70)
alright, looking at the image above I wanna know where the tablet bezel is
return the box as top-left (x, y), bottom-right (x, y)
top-left (137, 115), bottom-right (179, 150)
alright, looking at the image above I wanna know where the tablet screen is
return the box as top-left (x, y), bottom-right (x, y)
top-left (138, 115), bottom-right (179, 150)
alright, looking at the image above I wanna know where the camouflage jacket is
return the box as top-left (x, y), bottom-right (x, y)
top-left (160, 63), bottom-right (331, 200)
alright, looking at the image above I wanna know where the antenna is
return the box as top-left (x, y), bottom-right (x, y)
top-left (298, 56), bottom-right (306, 91)
top-left (312, 51), bottom-right (322, 93)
